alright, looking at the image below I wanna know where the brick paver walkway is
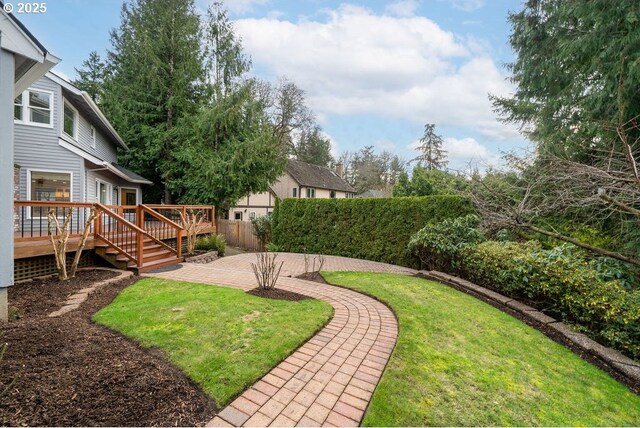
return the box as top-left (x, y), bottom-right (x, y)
top-left (146, 253), bottom-right (416, 427)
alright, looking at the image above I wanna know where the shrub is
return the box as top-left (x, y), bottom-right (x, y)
top-left (195, 233), bottom-right (226, 256)
top-left (272, 195), bottom-right (473, 268)
top-left (265, 242), bottom-right (282, 252)
top-left (251, 216), bottom-right (272, 249)
top-left (408, 214), bottom-right (484, 270)
top-left (458, 241), bottom-right (640, 359)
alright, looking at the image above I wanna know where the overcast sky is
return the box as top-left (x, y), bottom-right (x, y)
top-left (18, 0), bottom-right (528, 172)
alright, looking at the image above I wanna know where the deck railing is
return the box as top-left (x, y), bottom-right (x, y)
top-left (14, 201), bottom-right (215, 267)
top-left (14, 201), bottom-right (95, 241)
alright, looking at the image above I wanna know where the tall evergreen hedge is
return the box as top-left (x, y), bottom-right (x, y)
top-left (272, 196), bottom-right (473, 267)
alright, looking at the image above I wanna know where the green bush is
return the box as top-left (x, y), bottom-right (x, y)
top-left (458, 241), bottom-right (640, 359)
top-left (272, 196), bottom-right (474, 267)
top-left (195, 233), bottom-right (226, 256)
top-left (408, 214), bottom-right (484, 270)
top-left (251, 216), bottom-right (272, 249)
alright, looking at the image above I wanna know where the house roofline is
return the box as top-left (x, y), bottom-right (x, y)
top-left (46, 71), bottom-right (128, 150)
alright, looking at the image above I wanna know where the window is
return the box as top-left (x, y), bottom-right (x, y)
top-left (29, 170), bottom-right (72, 217)
top-left (234, 212), bottom-right (243, 221)
top-left (14, 94), bottom-right (23, 120)
top-left (346, 193), bottom-right (355, 199)
top-left (63, 101), bottom-right (78, 139)
top-left (306, 188), bottom-right (316, 198)
top-left (95, 180), bottom-right (111, 204)
top-left (330, 190), bottom-right (336, 198)
top-left (14, 89), bottom-right (53, 126)
top-left (292, 188), bottom-right (297, 198)
top-left (90, 126), bottom-right (96, 149)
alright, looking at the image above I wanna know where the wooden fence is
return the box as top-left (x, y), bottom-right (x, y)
top-left (217, 220), bottom-right (263, 251)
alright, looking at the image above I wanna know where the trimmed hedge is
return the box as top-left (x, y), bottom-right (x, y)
top-left (272, 196), bottom-right (473, 267)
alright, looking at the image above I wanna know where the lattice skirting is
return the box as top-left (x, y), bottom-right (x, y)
top-left (14, 251), bottom-right (96, 282)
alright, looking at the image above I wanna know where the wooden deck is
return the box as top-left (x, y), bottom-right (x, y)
top-left (14, 224), bottom-right (217, 259)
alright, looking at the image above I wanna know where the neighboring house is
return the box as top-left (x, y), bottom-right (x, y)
top-left (13, 72), bottom-right (152, 212)
top-left (1, 4), bottom-right (59, 320)
top-left (230, 159), bottom-right (356, 220)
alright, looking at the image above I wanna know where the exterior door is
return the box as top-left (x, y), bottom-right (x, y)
top-left (120, 188), bottom-right (137, 206)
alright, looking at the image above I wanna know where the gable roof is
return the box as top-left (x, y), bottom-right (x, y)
top-left (0, 3), bottom-right (60, 94)
top-left (46, 71), bottom-right (128, 150)
top-left (286, 159), bottom-right (356, 193)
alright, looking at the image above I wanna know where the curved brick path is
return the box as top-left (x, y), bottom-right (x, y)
top-left (146, 253), bottom-right (416, 427)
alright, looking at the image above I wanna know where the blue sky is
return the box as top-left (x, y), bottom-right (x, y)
top-left (17, 0), bottom-right (528, 172)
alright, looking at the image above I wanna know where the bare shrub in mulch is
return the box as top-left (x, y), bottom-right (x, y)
top-left (1, 271), bottom-right (216, 427)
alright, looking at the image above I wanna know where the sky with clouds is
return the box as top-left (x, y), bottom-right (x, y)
top-left (17, 0), bottom-right (528, 172)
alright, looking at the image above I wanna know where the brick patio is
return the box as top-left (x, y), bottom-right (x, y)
top-left (145, 253), bottom-right (416, 427)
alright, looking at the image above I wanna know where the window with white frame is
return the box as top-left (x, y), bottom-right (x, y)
top-left (306, 188), bottom-right (316, 198)
top-left (29, 170), bottom-right (72, 217)
top-left (14, 89), bottom-right (53, 126)
top-left (63, 101), bottom-right (78, 139)
top-left (95, 179), bottom-right (111, 204)
top-left (90, 126), bottom-right (96, 149)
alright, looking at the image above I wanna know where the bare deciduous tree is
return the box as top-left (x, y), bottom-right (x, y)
top-left (48, 207), bottom-right (96, 280)
top-left (179, 209), bottom-right (206, 256)
top-left (472, 117), bottom-right (640, 267)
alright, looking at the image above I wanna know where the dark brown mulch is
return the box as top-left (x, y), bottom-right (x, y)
top-left (247, 288), bottom-right (311, 301)
top-left (296, 271), bottom-right (328, 284)
top-left (9, 270), bottom-right (119, 319)
top-left (1, 271), bottom-right (217, 427)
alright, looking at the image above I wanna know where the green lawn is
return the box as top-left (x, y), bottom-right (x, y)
top-left (322, 271), bottom-right (640, 427)
top-left (94, 278), bottom-right (333, 406)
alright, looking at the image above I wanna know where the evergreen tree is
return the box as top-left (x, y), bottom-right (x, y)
top-left (492, 0), bottom-right (640, 159)
top-left (204, 1), bottom-right (251, 100)
top-left (295, 125), bottom-right (334, 167)
top-left (413, 124), bottom-right (447, 170)
top-left (170, 82), bottom-right (286, 209)
top-left (73, 51), bottom-right (107, 102)
top-left (103, 0), bottom-right (205, 203)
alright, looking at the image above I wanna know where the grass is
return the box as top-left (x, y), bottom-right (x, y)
top-left (94, 278), bottom-right (333, 406)
top-left (322, 271), bottom-right (640, 427)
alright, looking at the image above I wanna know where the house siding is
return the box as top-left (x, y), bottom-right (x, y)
top-left (63, 99), bottom-right (117, 163)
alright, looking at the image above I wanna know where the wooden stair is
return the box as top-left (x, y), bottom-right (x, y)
top-left (94, 237), bottom-right (182, 274)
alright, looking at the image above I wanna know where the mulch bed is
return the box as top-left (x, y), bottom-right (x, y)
top-left (1, 271), bottom-right (217, 427)
top-left (247, 288), bottom-right (311, 301)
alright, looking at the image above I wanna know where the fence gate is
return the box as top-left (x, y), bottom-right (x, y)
top-left (217, 220), bottom-right (262, 251)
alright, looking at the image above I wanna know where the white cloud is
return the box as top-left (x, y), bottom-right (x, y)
top-left (443, 137), bottom-right (501, 170)
top-left (235, 4), bottom-right (518, 140)
top-left (385, 0), bottom-right (419, 17)
top-left (447, 0), bottom-right (485, 12)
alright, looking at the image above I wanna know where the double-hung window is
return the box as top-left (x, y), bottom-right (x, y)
top-left (63, 100), bottom-right (78, 139)
top-left (14, 89), bottom-right (53, 127)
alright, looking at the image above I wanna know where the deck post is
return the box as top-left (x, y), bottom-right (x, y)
top-left (0, 47), bottom-right (15, 321)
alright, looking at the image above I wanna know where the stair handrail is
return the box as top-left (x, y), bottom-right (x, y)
top-left (139, 204), bottom-right (184, 258)
top-left (95, 203), bottom-right (179, 267)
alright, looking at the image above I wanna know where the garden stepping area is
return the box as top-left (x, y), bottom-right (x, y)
top-left (146, 253), bottom-right (415, 427)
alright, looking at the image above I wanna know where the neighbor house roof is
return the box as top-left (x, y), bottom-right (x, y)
top-left (46, 71), bottom-right (128, 150)
top-left (355, 189), bottom-right (390, 198)
top-left (286, 159), bottom-right (356, 193)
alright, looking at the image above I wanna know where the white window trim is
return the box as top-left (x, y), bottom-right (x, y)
top-left (14, 88), bottom-right (55, 128)
top-left (62, 99), bottom-right (79, 140)
top-left (119, 187), bottom-right (138, 206)
top-left (90, 125), bottom-right (96, 149)
top-left (95, 178), bottom-right (112, 205)
top-left (26, 168), bottom-right (73, 219)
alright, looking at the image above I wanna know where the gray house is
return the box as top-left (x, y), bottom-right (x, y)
top-left (1, 4), bottom-right (59, 320)
top-left (14, 72), bottom-right (151, 212)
